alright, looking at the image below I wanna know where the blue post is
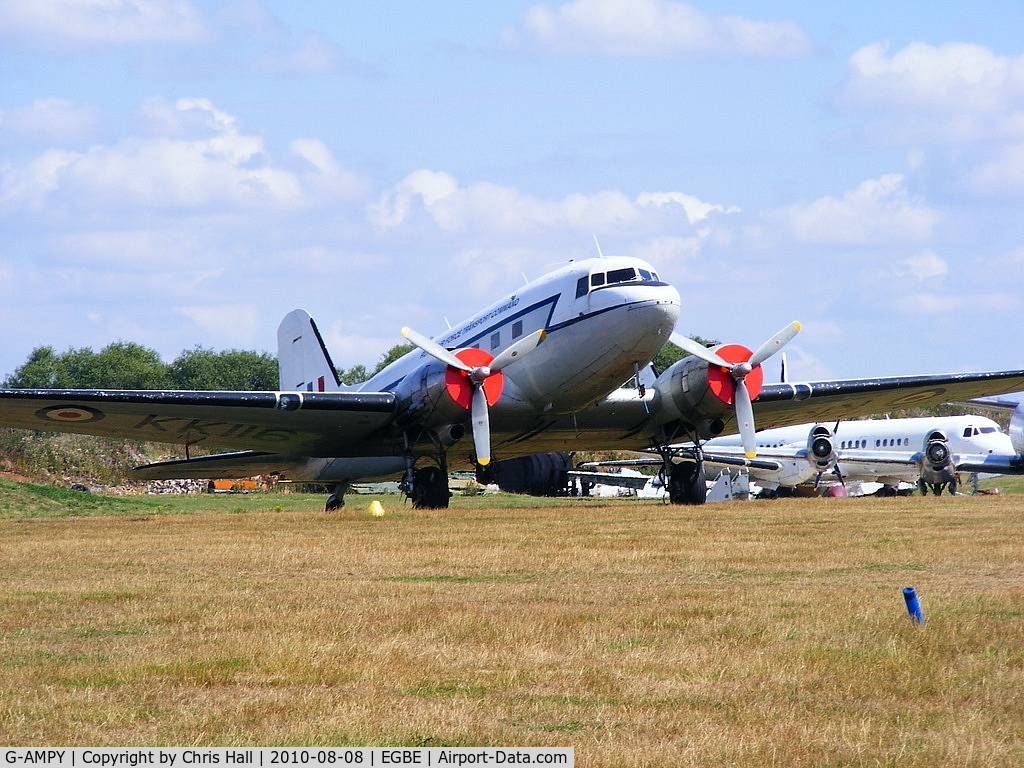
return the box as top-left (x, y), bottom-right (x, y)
top-left (903, 587), bottom-right (925, 624)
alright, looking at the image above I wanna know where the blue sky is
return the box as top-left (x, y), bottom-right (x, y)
top-left (3, 1), bottom-right (1024, 384)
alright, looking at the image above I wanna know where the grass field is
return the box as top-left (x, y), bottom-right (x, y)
top-left (1, 480), bottom-right (1022, 766)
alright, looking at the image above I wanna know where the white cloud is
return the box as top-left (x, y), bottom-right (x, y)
top-left (0, 98), bottom-right (102, 145)
top-left (965, 140), bottom-right (1024, 195)
top-left (174, 303), bottom-right (260, 345)
top-left (502, 0), bottom-right (813, 58)
top-left (0, 0), bottom-right (208, 48)
top-left (636, 191), bottom-right (739, 224)
top-left (901, 250), bottom-right (948, 280)
top-left (370, 170), bottom-right (728, 237)
top-left (895, 292), bottom-right (1017, 315)
top-left (771, 174), bottom-right (939, 245)
top-left (838, 42), bottom-right (1024, 114)
top-left (0, 97), bottom-right (362, 212)
top-left (256, 32), bottom-right (344, 76)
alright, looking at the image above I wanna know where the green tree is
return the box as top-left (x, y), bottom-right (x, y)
top-left (339, 364), bottom-right (369, 386)
top-left (4, 342), bottom-right (169, 389)
top-left (4, 346), bottom-right (67, 388)
top-left (371, 343), bottom-right (415, 376)
top-left (650, 335), bottom-right (719, 377)
top-left (169, 347), bottom-right (278, 391)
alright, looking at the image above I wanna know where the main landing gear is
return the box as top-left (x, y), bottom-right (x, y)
top-left (399, 431), bottom-right (452, 510)
top-left (409, 464), bottom-right (451, 509)
top-left (657, 445), bottom-right (707, 505)
top-left (918, 477), bottom-right (958, 496)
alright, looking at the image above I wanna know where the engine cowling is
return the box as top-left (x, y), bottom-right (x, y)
top-left (918, 429), bottom-right (955, 484)
top-left (653, 347), bottom-right (761, 440)
top-left (806, 425), bottom-right (838, 472)
top-left (1009, 403), bottom-right (1024, 456)
top-left (390, 354), bottom-right (483, 436)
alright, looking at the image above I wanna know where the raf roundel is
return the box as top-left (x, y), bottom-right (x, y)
top-left (36, 405), bottom-right (105, 424)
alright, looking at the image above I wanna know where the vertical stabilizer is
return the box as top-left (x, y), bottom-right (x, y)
top-left (277, 309), bottom-right (345, 391)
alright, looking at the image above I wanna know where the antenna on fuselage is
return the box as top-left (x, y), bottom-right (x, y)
top-left (593, 235), bottom-right (605, 258)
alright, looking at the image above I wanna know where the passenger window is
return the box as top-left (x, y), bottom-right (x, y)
top-left (490, 332), bottom-right (500, 349)
top-left (576, 276), bottom-right (589, 298)
top-left (512, 320), bottom-right (523, 339)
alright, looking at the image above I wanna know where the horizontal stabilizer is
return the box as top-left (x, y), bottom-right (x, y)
top-left (131, 451), bottom-right (305, 481)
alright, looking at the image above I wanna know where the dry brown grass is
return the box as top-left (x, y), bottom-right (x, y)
top-left (2, 493), bottom-right (1023, 766)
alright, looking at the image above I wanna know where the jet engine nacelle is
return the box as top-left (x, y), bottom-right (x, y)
top-left (1009, 403), bottom-right (1024, 456)
top-left (918, 429), bottom-right (956, 485)
top-left (806, 425), bottom-right (838, 472)
top-left (653, 354), bottom-right (734, 440)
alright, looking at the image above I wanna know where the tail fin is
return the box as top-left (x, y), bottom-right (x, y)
top-left (277, 309), bottom-right (345, 391)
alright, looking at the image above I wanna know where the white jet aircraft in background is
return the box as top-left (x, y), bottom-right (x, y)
top-left (3, 255), bottom-right (1024, 509)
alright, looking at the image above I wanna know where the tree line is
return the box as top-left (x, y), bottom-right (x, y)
top-left (2, 341), bottom-right (417, 391)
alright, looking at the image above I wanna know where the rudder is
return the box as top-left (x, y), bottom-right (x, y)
top-left (277, 309), bottom-right (345, 391)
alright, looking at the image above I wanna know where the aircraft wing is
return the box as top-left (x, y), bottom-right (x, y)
top-left (567, 469), bottom-right (654, 490)
top-left (750, 370), bottom-right (1024, 431)
top-left (955, 456), bottom-right (1024, 475)
top-left (0, 389), bottom-right (397, 457)
top-left (578, 454), bottom-right (786, 472)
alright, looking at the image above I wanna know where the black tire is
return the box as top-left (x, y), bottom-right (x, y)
top-left (668, 462), bottom-right (707, 505)
top-left (412, 466), bottom-right (451, 509)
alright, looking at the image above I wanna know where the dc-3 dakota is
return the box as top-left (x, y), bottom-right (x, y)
top-left (2, 256), bottom-right (1024, 509)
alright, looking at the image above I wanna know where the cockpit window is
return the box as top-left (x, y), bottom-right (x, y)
top-left (607, 267), bottom-right (636, 284)
top-left (578, 266), bottom-right (662, 296)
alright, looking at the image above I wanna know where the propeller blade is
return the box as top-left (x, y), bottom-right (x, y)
top-left (471, 384), bottom-right (491, 466)
top-left (734, 378), bottom-right (757, 458)
top-left (402, 327), bottom-right (470, 372)
top-left (748, 321), bottom-right (801, 368)
top-left (669, 332), bottom-right (730, 368)
top-left (490, 329), bottom-right (547, 372)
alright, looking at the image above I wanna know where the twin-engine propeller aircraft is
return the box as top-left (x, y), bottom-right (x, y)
top-left (701, 408), bottom-right (1024, 496)
top-left (587, 406), bottom-right (1024, 497)
top-left (2, 255), bottom-right (1024, 509)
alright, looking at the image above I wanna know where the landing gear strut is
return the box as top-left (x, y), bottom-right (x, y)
top-left (918, 477), bottom-right (958, 496)
top-left (326, 482), bottom-right (349, 511)
top-left (657, 444), bottom-right (707, 505)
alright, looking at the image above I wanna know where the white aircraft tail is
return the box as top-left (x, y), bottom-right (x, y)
top-left (277, 309), bottom-right (346, 391)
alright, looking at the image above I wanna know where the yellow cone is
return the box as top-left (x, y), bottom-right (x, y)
top-left (367, 500), bottom-right (386, 517)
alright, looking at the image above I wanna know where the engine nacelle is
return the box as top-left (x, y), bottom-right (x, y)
top-left (1009, 403), bottom-right (1024, 456)
top-left (652, 354), bottom-right (730, 440)
top-left (391, 358), bottom-right (471, 433)
top-left (918, 429), bottom-right (955, 484)
top-left (806, 425), bottom-right (838, 472)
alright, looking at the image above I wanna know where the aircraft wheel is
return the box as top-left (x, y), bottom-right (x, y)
top-left (668, 461), bottom-right (707, 505)
top-left (411, 466), bottom-right (451, 509)
top-left (325, 483), bottom-right (347, 511)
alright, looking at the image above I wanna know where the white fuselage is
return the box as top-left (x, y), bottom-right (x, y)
top-left (705, 415), bottom-right (1015, 489)
top-left (363, 256), bottom-right (682, 416)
